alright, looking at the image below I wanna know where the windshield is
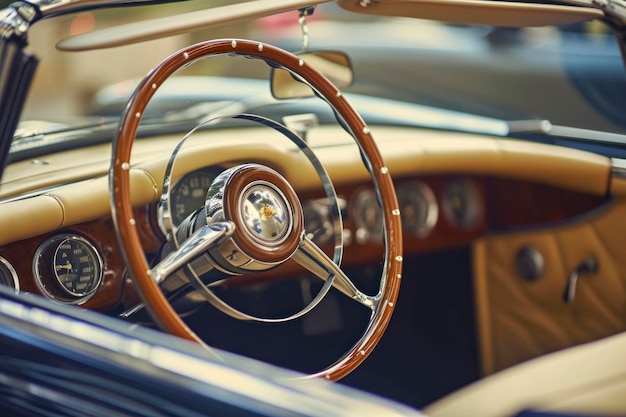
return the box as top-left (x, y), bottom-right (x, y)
top-left (14, 1), bottom-right (626, 136)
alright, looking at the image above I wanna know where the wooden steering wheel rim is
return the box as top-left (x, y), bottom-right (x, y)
top-left (111, 39), bottom-right (403, 381)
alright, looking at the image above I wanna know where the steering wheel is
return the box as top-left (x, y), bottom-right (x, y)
top-left (111, 39), bottom-right (403, 381)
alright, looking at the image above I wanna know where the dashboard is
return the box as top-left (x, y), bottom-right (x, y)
top-left (0, 166), bottom-right (607, 312)
top-left (0, 120), bottom-right (621, 405)
top-left (0, 122), bottom-right (616, 317)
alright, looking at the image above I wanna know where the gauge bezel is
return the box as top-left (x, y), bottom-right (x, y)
top-left (351, 187), bottom-right (384, 244)
top-left (442, 178), bottom-right (482, 229)
top-left (0, 256), bottom-right (19, 292)
top-left (33, 233), bottom-right (104, 304)
top-left (396, 181), bottom-right (439, 238)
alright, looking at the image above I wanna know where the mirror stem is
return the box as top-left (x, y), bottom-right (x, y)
top-left (298, 6), bottom-right (315, 51)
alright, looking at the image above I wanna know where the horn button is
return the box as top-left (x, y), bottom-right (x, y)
top-left (207, 164), bottom-right (304, 270)
top-left (240, 182), bottom-right (291, 245)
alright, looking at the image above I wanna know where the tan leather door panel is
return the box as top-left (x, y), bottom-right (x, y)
top-left (474, 198), bottom-right (626, 375)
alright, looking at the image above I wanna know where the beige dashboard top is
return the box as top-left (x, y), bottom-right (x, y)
top-left (0, 125), bottom-right (612, 246)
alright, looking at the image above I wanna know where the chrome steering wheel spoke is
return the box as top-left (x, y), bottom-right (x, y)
top-left (293, 236), bottom-right (375, 308)
top-left (151, 222), bottom-right (235, 286)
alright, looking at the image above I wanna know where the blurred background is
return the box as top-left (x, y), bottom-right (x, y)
top-left (6, 0), bottom-right (626, 133)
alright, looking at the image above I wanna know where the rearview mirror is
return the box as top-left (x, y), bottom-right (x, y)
top-left (271, 51), bottom-right (353, 99)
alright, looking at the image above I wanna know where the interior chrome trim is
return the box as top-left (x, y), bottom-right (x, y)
top-left (611, 158), bottom-right (626, 178)
top-left (32, 233), bottom-right (103, 304)
top-left (0, 256), bottom-right (19, 292)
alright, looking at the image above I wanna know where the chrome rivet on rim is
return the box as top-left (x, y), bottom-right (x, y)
top-left (381, 166), bottom-right (389, 174)
top-left (121, 162), bottom-right (130, 171)
top-left (231, 40), bottom-right (237, 48)
top-left (392, 209), bottom-right (400, 216)
top-left (183, 52), bottom-right (189, 59)
top-left (258, 43), bottom-right (263, 51)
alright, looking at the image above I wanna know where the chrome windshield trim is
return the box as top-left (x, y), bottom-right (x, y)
top-left (508, 119), bottom-right (626, 146)
top-left (24, 0), bottom-right (156, 18)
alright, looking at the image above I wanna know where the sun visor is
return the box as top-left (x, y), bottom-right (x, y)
top-left (57, 0), bottom-right (331, 51)
top-left (338, 0), bottom-right (604, 27)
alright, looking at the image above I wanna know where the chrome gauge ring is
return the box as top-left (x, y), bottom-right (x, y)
top-left (33, 233), bottom-right (103, 304)
top-left (0, 256), bottom-right (19, 292)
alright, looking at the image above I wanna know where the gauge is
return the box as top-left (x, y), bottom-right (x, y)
top-left (351, 188), bottom-right (383, 244)
top-left (442, 178), bottom-right (481, 229)
top-left (0, 256), bottom-right (19, 292)
top-left (34, 234), bottom-right (103, 304)
top-left (397, 181), bottom-right (438, 238)
top-left (302, 197), bottom-right (346, 244)
top-left (303, 200), bottom-right (328, 242)
top-left (169, 168), bottom-right (221, 226)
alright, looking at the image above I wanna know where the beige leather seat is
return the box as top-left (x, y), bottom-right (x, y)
top-left (424, 331), bottom-right (626, 417)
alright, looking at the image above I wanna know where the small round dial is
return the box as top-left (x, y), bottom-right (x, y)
top-left (442, 178), bottom-right (481, 229)
top-left (53, 238), bottom-right (101, 297)
top-left (351, 188), bottom-right (383, 244)
top-left (34, 234), bottom-right (103, 304)
top-left (397, 181), bottom-right (438, 238)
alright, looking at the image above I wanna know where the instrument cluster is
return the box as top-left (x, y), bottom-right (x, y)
top-left (0, 170), bottom-right (484, 306)
top-left (348, 177), bottom-right (484, 246)
top-left (0, 163), bottom-right (604, 310)
top-left (163, 167), bottom-right (486, 250)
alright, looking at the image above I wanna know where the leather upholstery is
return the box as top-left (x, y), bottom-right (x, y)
top-left (425, 330), bottom-right (626, 416)
top-left (473, 198), bottom-right (626, 376)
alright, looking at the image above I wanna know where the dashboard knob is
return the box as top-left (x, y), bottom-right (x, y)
top-left (515, 245), bottom-right (544, 282)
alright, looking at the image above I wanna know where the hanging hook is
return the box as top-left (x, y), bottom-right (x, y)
top-left (298, 6), bottom-right (315, 52)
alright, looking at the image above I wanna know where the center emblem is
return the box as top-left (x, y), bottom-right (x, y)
top-left (259, 205), bottom-right (276, 221)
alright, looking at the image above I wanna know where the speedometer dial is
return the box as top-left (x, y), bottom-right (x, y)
top-left (170, 168), bottom-right (221, 226)
top-left (53, 238), bottom-right (101, 297)
top-left (34, 234), bottom-right (103, 304)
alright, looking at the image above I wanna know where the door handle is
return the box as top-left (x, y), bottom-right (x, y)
top-left (563, 256), bottom-right (598, 303)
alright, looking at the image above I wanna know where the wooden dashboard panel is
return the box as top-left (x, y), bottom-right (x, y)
top-left (0, 175), bottom-right (609, 313)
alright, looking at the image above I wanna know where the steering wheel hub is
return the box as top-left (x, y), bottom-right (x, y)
top-left (208, 164), bottom-right (304, 266)
top-left (240, 181), bottom-right (292, 245)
